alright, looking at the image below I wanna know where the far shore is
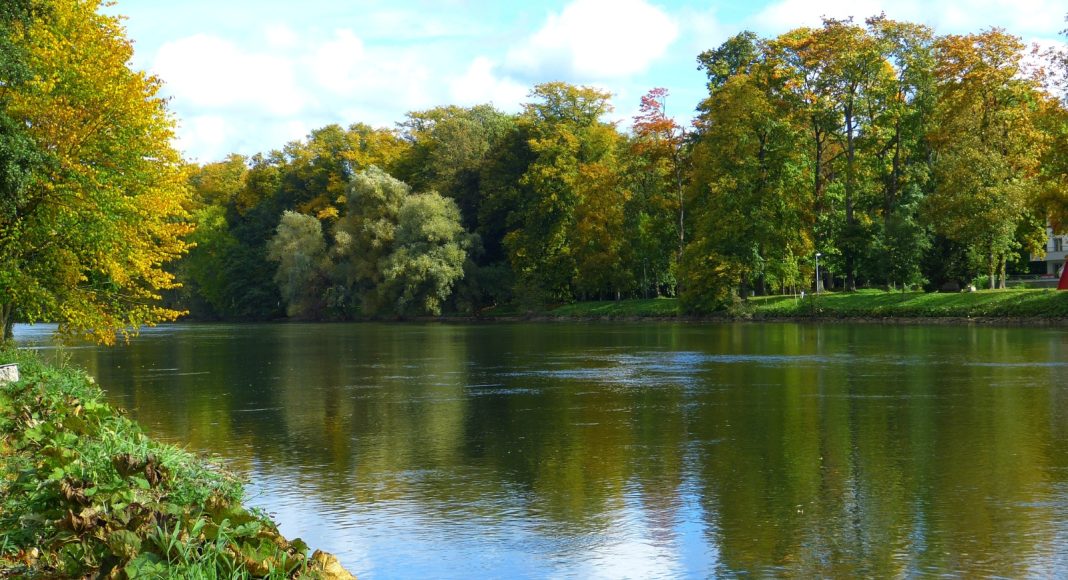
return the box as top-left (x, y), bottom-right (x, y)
top-left (154, 288), bottom-right (1068, 329)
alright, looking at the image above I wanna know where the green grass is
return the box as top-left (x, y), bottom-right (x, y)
top-left (547, 297), bottom-right (681, 317)
top-left (473, 288), bottom-right (1068, 321)
top-left (745, 288), bottom-right (1068, 319)
top-left (0, 349), bottom-right (341, 579)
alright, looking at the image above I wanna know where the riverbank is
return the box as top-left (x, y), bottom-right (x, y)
top-left (469, 288), bottom-right (1068, 323)
top-left (0, 349), bottom-right (353, 578)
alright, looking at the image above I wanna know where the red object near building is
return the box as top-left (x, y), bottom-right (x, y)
top-left (1060, 263), bottom-right (1068, 290)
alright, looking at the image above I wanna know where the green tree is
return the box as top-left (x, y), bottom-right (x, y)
top-left (275, 123), bottom-right (407, 221)
top-left (267, 211), bottom-right (329, 318)
top-left (396, 105), bottom-right (515, 230)
top-left (381, 194), bottom-right (472, 316)
top-left (863, 17), bottom-right (936, 288)
top-left (697, 31), bottom-right (761, 91)
top-left (504, 82), bottom-right (621, 303)
top-left (334, 166), bottom-right (411, 314)
top-left (628, 88), bottom-right (686, 297)
top-left (683, 70), bottom-right (810, 311)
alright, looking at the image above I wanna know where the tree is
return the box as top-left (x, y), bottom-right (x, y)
top-left (334, 166), bottom-right (411, 314)
top-left (863, 17), bottom-right (936, 288)
top-left (276, 123), bottom-right (407, 221)
top-left (380, 194), bottom-right (472, 316)
top-left (0, 0), bottom-right (191, 343)
top-left (697, 31), bottom-right (761, 91)
top-left (683, 71), bottom-right (810, 311)
top-left (331, 167), bottom-right (475, 316)
top-left (396, 105), bottom-right (514, 230)
top-left (267, 211), bottom-right (329, 318)
top-left (1035, 17), bottom-right (1068, 232)
top-left (775, 19), bottom-right (900, 290)
top-left (504, 82), bottom-right (622, 303)
top-left (923, 30), bottom-right (1047, 289)
top-left (571, 155), bottom-right (632, 299)
top-left (630, 88), bottom-right (686, 295)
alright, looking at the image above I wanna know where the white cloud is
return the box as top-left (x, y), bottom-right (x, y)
top-left (450, 57), bottom-right (528, 110)
top-left (681, 6), bottom-right (732, 54)
top-left (505, 0), bottom-right (679, 80)
top-left (151, 28), bottom-right (451, 161)
top-left (175, 115), bottom-right (230, 161)
top-left (154, 34), bottom-right (310, 116)
top-left (264, 23), bottom-right (299, 49)
top-left (310, 29), bottom-right (367, 94)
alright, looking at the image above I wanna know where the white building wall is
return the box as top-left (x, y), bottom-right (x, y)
top-left (1035, 227), bottom-right (1067, 275)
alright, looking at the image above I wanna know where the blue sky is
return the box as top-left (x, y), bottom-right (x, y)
top-left (107, 0), bottom-right (1067, 162)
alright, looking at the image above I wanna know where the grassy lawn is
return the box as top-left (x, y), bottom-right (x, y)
top-left (548, 297), bottom-right (681, 317)
top-left (747, 288), bottom-right (1068, 318)
top-left (476, 288), bottom-right (1068, 320)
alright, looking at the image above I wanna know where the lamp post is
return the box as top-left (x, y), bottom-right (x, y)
top-left (815, 252), bottom-right (822, 295)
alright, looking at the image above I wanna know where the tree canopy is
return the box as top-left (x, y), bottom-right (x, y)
top-left (29, 3), bottom-right (1068, 332)
top-left (0, 0), bottom-right (191, 343)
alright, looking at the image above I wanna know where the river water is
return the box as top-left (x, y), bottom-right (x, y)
top-left (14, 321), bottom-right (1068, 578)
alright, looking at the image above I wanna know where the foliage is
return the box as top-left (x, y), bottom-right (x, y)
top-left (396, 105), bottom-right (515, 230)
top-left (0, 349), bottom-right (339, 578)
top-left (922, 30), bottom-right (1048, 289)
top-left (334, 166), bottom-right (411, 314)
top-left (267, 211), bottom-right (329, 318)
top-left (380, 194), bottom-right (473, 316)
top-left (627, 88), bottom-right (685, 297)
top-left (0, 0), bottom-right (192, 344)
top-left (250, 167), bottom-right (479, 318)
top-left (684, 64), bottom-right (811, 306)
top-left (159, 17), bottom-right (1068, 320)
top-left (504, 82), bottom-right (625, 301)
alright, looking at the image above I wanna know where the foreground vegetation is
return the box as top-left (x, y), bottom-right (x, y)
top-left (516, 288), bottom-right (1068, 321)
top-left (0, 349), bottom-right (350, 578)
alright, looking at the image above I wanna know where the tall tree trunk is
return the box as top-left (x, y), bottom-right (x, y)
top-left (988, 249), bottom-right (996, 291)
top-left (998, 254), bottom-right (1007, 290)
top-left (672, 145), bottom-right (685, 288)
top-left (813, 121), bottom-right (824, 212)
top-left (1, 303), bottom-right (13, 343)
top-left (844, 100), bottom-right (857, 292)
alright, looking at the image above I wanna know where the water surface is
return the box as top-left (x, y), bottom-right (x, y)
top-left (15, 321), bottom-right (1068, 578)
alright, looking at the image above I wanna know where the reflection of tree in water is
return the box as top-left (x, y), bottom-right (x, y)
top-left (50, 322), bottom-right (1068, 576)
top-left (691, 324), bottom-right (1064, 577)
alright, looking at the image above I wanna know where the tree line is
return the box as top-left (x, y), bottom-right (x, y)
top-left (178, 16), bottom-right (1068, 320)
top-left (3, 3), bottom-right (1068, 340)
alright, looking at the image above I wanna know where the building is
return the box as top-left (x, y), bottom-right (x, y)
top-left (1033, 227), bottom-right (1067, 276)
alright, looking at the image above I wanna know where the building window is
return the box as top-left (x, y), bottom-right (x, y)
top-left (1056, 238), bottom-right (1064, 253)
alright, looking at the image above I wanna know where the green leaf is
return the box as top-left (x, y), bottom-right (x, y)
top-left (125, 552), bottom-right (167, 578)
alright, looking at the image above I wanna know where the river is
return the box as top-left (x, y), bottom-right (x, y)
top-left (14, 321), bottom-right (1068, 578)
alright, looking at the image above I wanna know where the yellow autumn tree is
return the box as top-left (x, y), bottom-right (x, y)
top-left (0, 0), bottom-right (191, 343)
top-left (923, 30), bottom-right (1048, 289)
